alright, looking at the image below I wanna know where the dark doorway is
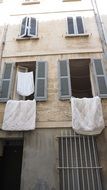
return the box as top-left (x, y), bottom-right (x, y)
top-left (0, 139), bottom-right (23, 190)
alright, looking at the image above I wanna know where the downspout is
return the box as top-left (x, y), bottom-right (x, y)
top-left (91, 0), bottom-right (107, 59)
top-left (0, 24), bottom-right (8, 70)
top-left (0, 25), bottom-right (8, 95)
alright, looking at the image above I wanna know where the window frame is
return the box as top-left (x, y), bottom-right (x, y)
top-left (17, 17), bottom-right (39, 40)
top-left (58, 59), bottom-right (107, 100)
top-left (0, 61), bottom-right (48, 102)
top-left (66, 16), bottom-right (89, 37)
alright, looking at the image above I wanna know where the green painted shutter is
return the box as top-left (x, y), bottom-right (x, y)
top-left (93, 59), bottom-right (107, 97)
top-left (0, 63), bottom-right (13, 102)
top-left (58, 60), bottom-right (71, 100)
top-left (35, 61), bottom-right (48, 101)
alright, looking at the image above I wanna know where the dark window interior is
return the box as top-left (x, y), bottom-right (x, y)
top-left (69, 59), bottom-right (92, 98)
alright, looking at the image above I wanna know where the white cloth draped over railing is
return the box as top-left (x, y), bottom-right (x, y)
top-left (2, 100), bottom-right (36, 131)
top-left (71, 96), bottom-right (105, 135)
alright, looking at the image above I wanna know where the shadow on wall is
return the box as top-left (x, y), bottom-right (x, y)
top-left (32, 179), bottom-right (56, 190)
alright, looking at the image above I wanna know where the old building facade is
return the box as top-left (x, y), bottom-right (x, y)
top-left (0, 0), bottom-right (107, 190)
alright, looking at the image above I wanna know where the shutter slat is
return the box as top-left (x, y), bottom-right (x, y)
top-left (35, 61), bottom-right (48, 101)
top-left (29, 17), bottom-right (36, 36)
top-left (58, 60), bottom-right (71, 100)
top-left (76, 16), bottom-right (84, 34)
top-left (93, 59), bottom-right (107, 97)
top-left (0, 63), bottom-right (13, 101)
top-left (67, 17), bottom-right (74, 34)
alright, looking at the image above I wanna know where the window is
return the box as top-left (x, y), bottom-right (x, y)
top-left (0, 61), bottom-right (48, 102)
top-left (22, 0), bottom-right (40, 5)
top-left (58, 132), bottom-right (103, 190)
top-left (66, 16), bottom-right (89, 37)
top-left (58, 59), bottom-right (107, 99)
top-left (18, 17), bottom-right (38, 39)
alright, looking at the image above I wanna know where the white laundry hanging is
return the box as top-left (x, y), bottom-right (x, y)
top-left (71, 96), bottom-right (105, 135)
top-left (17, 71), bottom-right (34, 96)
top-left (2, 100), bottom-right (36, 131)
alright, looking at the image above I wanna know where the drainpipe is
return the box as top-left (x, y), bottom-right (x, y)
top-left (91, 0), bottom-right (107, 60)
top-left (0, 24), bottom-right (8, 71)
top-left (91, 0), bottom-right (107, 53)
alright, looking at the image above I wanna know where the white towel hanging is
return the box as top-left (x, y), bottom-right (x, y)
top-left (17, 71), bottom-right (34, 96)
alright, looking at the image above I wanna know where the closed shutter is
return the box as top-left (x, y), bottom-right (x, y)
top-left (35, 61), bottom-right (48, 101)
top-left (20, 17), bottom-right (28, 37)
top-left (76, 16), bottom-right (84, 34)
top-left (28, 17), bottom-right (37, 36)
top-left (93, 59), bottom-right (107, 97)
top-left (58, 60), bottom-right (71, 100)
top-left (0, 63), bottom-right (13, 102)
top-left (67, 17), bottom-right (74, 34)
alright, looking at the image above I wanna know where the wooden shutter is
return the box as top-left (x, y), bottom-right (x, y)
top-left (93, 59), bottom-right (107, 97)
top-left (0, 63), bottom-right (13, 102)
top-left (58, 60), bottom-right (71, 100)
top-left (76, 16), bottom-right (84, 34)
top-left (28, 17), bottom-right (37, 36)
top-left (20, 17), bottom-right (28, 37)
top-left (35, 61), bottom-right (48, 101)
top-left (67, 17), bottom-right (74, 34)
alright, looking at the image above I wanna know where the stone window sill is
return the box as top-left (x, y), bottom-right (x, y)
top-left (16, 36), bottom-right (39, 41)
top-left (22, 1), bottom-right (40, 5)
top-left (63, 0), bottom-right (81, 2)
top-left (65, 33), bottom-right (90, 38)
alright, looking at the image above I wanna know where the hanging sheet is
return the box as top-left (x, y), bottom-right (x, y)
top-left (2, 100), bottom-right (36, 131)
top-left (71, 96), bottom-right (105, 135)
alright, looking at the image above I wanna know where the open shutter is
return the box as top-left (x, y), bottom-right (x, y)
top-left (35, 61), bottom-right (48, 101)
top-left (76, 16), bottom-right (84, 34)
top-left (93, 59), bottom-right (107, 97)
top-left (67, 17), bottom-right (74, 34)
top-left (20, 17), bottom-right (28, 37)
top-left (58, 60), bottom-right (71, 100)
top-left (0, 63), bottom-right (13, 102)
top-left (28, 17), bottom-right (37, 36)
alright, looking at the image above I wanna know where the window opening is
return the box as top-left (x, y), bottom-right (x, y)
top-left (69, 59), bottom-right (92, 98)
top-left (14, 62), bottom-right (36, 100)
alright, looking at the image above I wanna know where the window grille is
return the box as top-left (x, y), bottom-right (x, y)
top-left (58, 131), bottom-right (103, 190)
